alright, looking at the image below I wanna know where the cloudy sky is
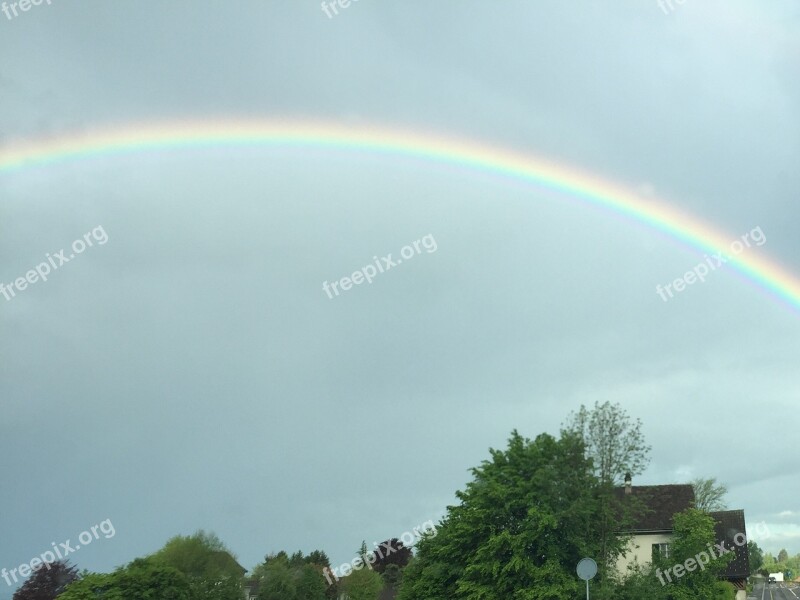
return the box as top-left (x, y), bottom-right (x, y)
top-left (1, 1), bottom-right (799, 595)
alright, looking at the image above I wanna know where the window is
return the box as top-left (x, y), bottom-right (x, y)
top-left (652, 543), bottom-right (670, 559)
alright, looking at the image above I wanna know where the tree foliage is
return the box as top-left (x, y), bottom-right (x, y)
top-left (150, 530), bottom-right (243, 600)
top-left (12, 560), bottom-right (78, 600)
top-left (257, 557), bottom-right (296, 600)
top-left (151, 530), bottom-right (243, 580)
top-left (337, 566), bottom-right (383, 600)
top-left (748, 541), bottom-right (764, 575)
top-left (295, 564), bottom-right (328, 600)
top-left (562, 400), bottom-right (651, 486)
top-left (253, 551), bottom-right (327, 600)
top-left (398, 430), bottom-right (622, 600)
top-left (381, 563), bottom-right (403, 590)
top-left (562, 401), bottom-right (651, 572)
top-left (666, 509), bottom-right (734, 599)
top-left (690, 478), bottom-right (728, 512)
top-left (57, 558), bottom-right (192, 600)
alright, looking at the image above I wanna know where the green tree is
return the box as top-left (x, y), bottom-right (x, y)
top-left (613, 565), bottom-right (668, 600)
top-left (661, 509), bottom-right (733, 600)
top-left (305, 550), bottom-right (331, 568)
top-left (250, 550), bottom-right (333, 600)
top-left (690, 478), bottom-right (728, 512)
top-left (54, 573), bottom-right (113, 600)
top-left (294, 564), bottom-right (327, 600)
top-left (357, 541), bottom-right (370, 568)
top-left (188, 576), bottom-right (243, 600)
top-left (562, 401), bottom-right (651, 571)
top-left (748, 541), bottom-right (764, 575)
top-left (398, 430), bottom-right (618, 600)
top-left (338, 567), bottom-right (383, 600)
top-left (562, 400), bottom-right (651, 486)
top-left (257, 557), bottom-right (296, 600)
top-left (778, 549), bottom-right (789, 563)
top-left (382, 563), bottom-right (403, 590)
top-left (150, 530), bottom-right (243, 600)
top-left (151, 530), bottom-right (243, 580)
top-left (58, 559), bottom-right (192, 600)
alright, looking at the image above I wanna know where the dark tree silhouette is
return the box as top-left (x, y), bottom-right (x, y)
top-left (371, 539), bottom-right (412, 574)
top-left (305, 550), bottom-right (330, 567)
top-left (12, 560), bottom-right (79, 600)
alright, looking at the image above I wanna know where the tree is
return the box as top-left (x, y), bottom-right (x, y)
top-left (370, 539), bottom-right (412, 574)
top-left (381, 563), bottom-right (403, 590)
top-left (338, 567), bottom-right (383, 600)
top-left (562, 400), bottom-right (651, 486)
top-left (251, 550), bottom-right (332, 600)
top-left (562, 402), bottom-right (651, 572)
top-left (188, 576), bottom-right (243, 600)
top-left (665, 508), bottom-right (734, 599)
top-left (357, 541), bottom-right (370, 568)
top-left (778, 549), bottom-right (789, 563)
top-left (151, 530), bottom-right (243, 580)
top-left (748, 541), bottom-right (764, 575)
top-left (150, 530), bottom-right (243, 600)
top-left (53, 573), bottom-right (113, 600)
top-left (12, 560), bottom-right (79, 600)
top-left (58, 559), bottom-right (192, 600)
top-left (381, 565), bottom-right (403, 598)
top-left (295, 564), bottom-right (327, 600)
top-left (398, 430), bottom-right (620, 600)
top-left (257, 557), bottom-right (296, 600)
top-left (691, 478), bottom-right (728, 512)
top-left (305, 550), bottom-right (331, 568)
top-left (613, 565), bottom-right (668, 600)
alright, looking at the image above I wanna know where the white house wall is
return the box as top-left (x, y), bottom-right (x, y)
top-left (615, 533), bottom-right (674, 575)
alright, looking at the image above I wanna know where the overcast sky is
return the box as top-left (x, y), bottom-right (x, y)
top-left (1, 1), bottom-right (799, 596)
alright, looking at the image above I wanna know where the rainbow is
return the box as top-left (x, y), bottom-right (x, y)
top-left (1, 118), bottom-right (798, 312)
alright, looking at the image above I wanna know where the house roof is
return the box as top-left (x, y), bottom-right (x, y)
top-left (710, 510), bottom-right (750, 580)
top-left (614, 484), bottom-right (695, 532)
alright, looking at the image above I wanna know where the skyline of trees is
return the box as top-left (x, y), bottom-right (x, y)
top-left (8, 403), bottom-right (790, 599)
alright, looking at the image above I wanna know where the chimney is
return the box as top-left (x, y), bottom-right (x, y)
top-left (624, 472), bottom-right (632, 495)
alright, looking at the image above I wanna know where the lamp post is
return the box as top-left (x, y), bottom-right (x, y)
top-left (576, 557), bottom-right (597, 600)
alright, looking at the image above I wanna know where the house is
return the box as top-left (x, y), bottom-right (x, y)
top-left (613, 474), bottom-right (696, 574)
top-left (614, 474), bottom-right (749, 600)
top-left (242, 578), bottom-right (259, 600)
